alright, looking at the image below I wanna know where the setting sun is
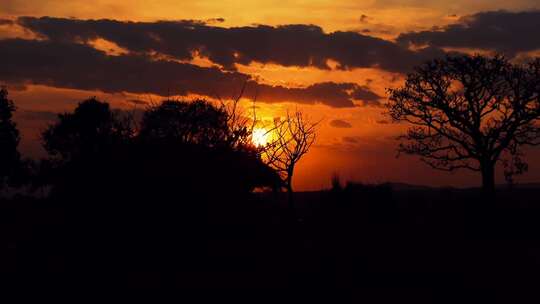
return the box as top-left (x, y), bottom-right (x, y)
top-left (252, 128), bottom-right (270, 147)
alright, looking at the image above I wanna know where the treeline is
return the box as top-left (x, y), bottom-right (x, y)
top-left (0, 88), bottom-right (285, 199)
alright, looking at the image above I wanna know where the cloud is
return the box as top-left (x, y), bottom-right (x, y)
top-left (374, 0), bottom-right (540, 11)
top-left (359, 14), bottom-right (370, 23)
top-left (206, 18), bottom-right (225, 23)
top-left (15, 110), bottom-right (57, 121)
top-left (351, 86), bottom-right (382, 106)
top-left (0, 19), bottom-right (14, 26)
top-left (343, 136), bottom-right (360, 143)
top-left (0, 38), bottom-right (379, 108)
top-left (16, 16), bottom-right (445, 73)
top-left (397, 10), bottom-right (540, 56)
top-left (126, 99), bottom-right (148, 105)
top-left (255, 82), bottom-right (373, 108)
top-left (330, 119), bottom-right (352, 128)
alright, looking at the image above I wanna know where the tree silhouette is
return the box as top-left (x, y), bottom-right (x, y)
top-left (138, 98), bottom-right (281, 192)
top-left (42, 97), bottom-right (134, 165)
top-left (138, 99), bottom-right (231, 147)
top-left (262, 110), bottom-right (317, 199)
top-left (0, 88), bottom-right (21, 188)
top-left (40, 96), bottom-right (280, 196)
top-left (387, 55), bottom-right (540, 192)
top-left (139, 98), bottom-right (259, 151)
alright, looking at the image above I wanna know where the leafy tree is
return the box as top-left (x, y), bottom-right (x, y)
top-left (0, 88), bottom-right (21, 187)
top-left (139, 99), bottom-right (231, 146)
top-left (42, 97), bottom-right (134, 165)
top-left (42, 97), bottom-right (280, 196)
top-left (387, 55), bottom-right (540, 192)
top-left (139, 98), bottom-right (259, 150)
top-left (138, 98), bottom-right (281, 192)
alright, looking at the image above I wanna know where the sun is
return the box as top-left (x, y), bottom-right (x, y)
top-left (252, 128), bottom-right (270, 147)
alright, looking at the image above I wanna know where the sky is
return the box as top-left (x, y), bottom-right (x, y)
top-left (1, 0), bottom-right (540, 190)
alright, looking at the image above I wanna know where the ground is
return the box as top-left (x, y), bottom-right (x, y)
top-left (2, 187), bottom-right (540, 302)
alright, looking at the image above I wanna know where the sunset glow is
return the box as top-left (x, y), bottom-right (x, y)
top-left (2, 1), bottom-right (540, 190)
top-left (5, 1), bottom-right (540, 294)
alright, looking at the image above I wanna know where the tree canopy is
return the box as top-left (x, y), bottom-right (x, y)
top-left (42, 97), bottom-right (281, 196)
top-left (42, 97), bottom-right (134, 164)
top-left (139, 100), bottom-right (229, 146)
top-left (387, 54), bottom-right (540, 191)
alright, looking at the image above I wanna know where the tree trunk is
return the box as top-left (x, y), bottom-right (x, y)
top-left (481, 163), bottom-right (496, 193)
top-left (286, 169), bottom-right (294, 208)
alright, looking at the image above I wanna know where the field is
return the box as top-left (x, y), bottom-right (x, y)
top-left (2, 185), bottom-right (540, 302)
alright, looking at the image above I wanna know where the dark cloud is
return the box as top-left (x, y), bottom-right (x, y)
top-left (255, 82), bottom-right (370, 108)
top-left (207, 18), bottom-right (225, 23)
top-left (397, 10), bottom-right (540, 56)
top-left (126, 99), bottom-right (148, 105)
top-left (0, 38), bottom-right (246, 97)
top-left (0, 38), bottom-right (377, 108)
top-left (351, 86), bottom-right (382, 106)
top-left (15, 110), bottom-right (57, 121)
top-left (330, 119), bottom-right (352, 128)
top-left (343, 136), bottom-right (360, 143)
top-left (2, 82), bottom-right (27, 91)
top-left (0, 19), bottom-right (14, 26)
top-left (16, 16), bottom-right (445, 73)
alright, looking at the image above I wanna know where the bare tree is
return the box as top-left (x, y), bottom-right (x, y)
top-left (213, 79), bottom-right (260, 149)
top-left (262, 110), bottom-right (318, 198)
top-left (213, 81), bottom-right (318, 197)
top-left (387, 54), bottom-right (540, 192)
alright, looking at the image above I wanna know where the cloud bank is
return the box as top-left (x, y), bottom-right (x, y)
top-left (17, 16), bottom-right (444, 73)
top-left (0, 38), bottom-right (380, 107)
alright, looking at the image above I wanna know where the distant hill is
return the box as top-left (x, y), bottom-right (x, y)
top-left (380, 182), bottom-right (435, 191)
top-left (380, 182), bottom-right (540, 191)
top-left (505, 182), bottom-right (540, 189)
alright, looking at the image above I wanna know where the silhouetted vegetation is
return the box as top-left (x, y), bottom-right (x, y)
top-left (388, 54), bottom-right (540, 192)
top-left (40, 97), bottom-right (280, 198)
top-left (262, 110), bottom-right (317, 199)
top-left (0, 88), bottom-right (22, 188)
top-left (139, 99), bottom-right (230, 146)
top-left (42, 97), bottom-right (134, 166)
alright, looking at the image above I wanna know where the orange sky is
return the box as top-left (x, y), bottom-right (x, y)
top-left (2, 1), bottom-right (540, 190)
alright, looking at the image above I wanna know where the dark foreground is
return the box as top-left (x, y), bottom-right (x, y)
top-left (2, 186), bottom-right (540, 302)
